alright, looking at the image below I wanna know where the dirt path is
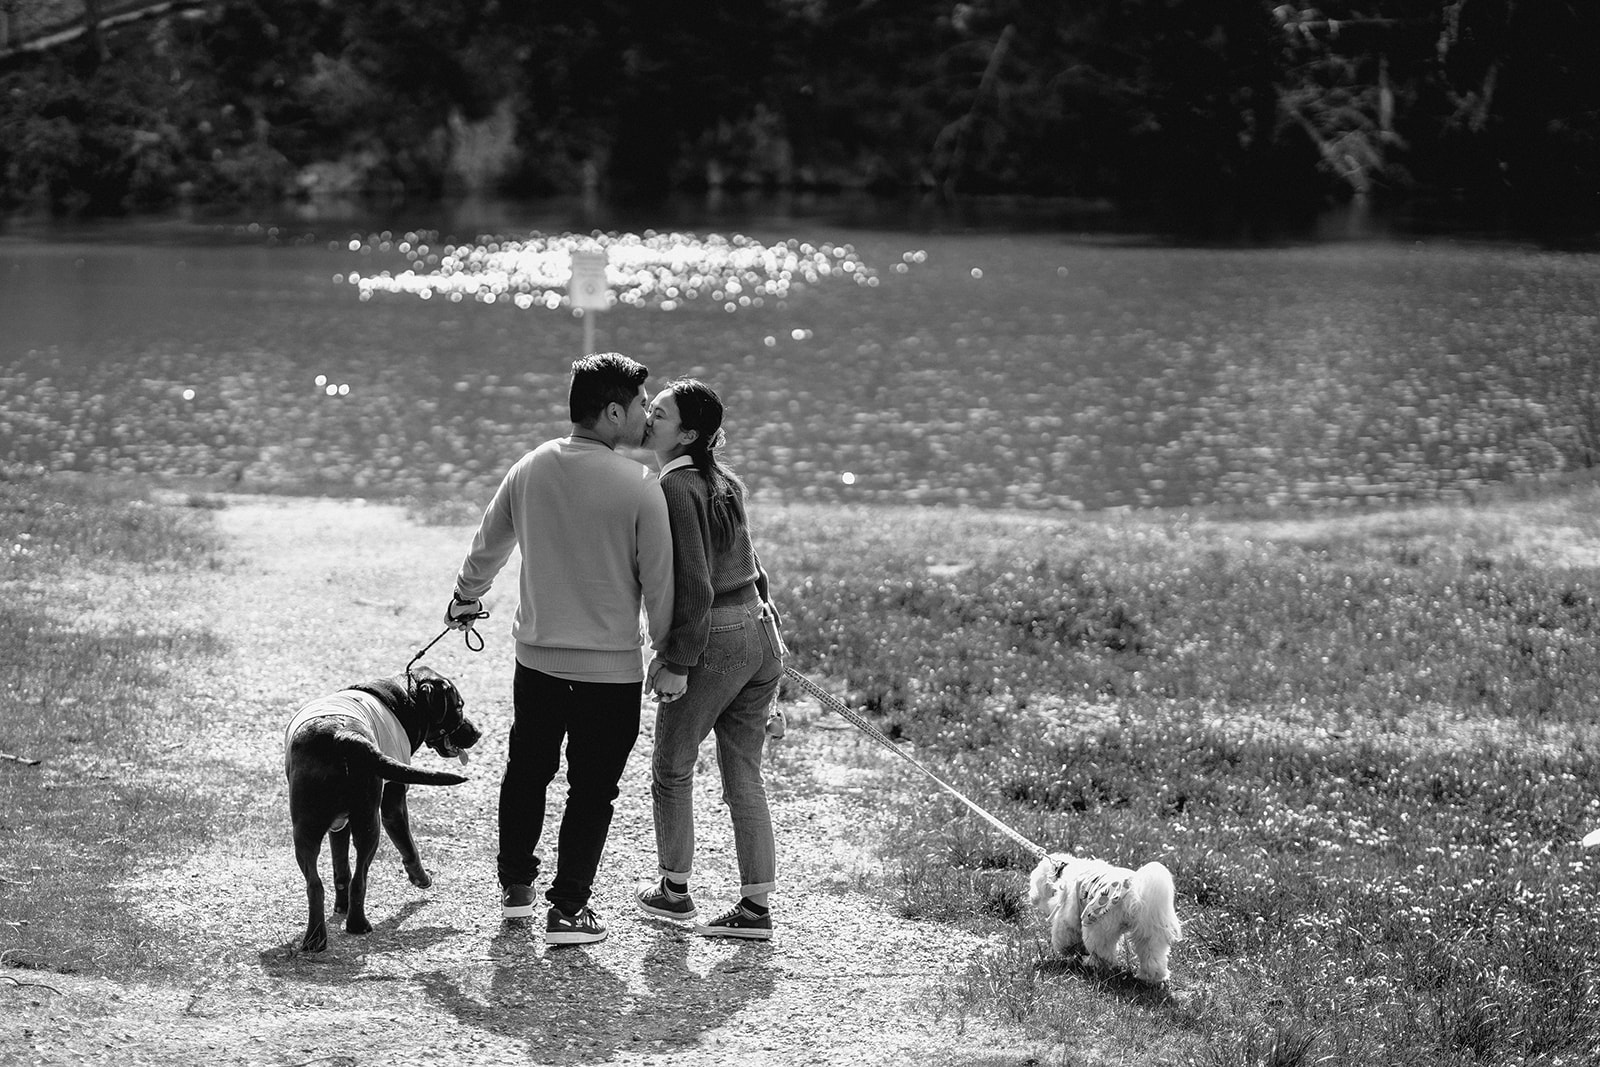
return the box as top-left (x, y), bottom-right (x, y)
top-left (2, 496), bottom-right (1048, 1067)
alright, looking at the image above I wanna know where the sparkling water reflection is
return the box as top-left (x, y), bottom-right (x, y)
top-left (2, 216), bottom-right (1597, 510)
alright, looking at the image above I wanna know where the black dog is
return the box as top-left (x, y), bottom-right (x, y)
top-left (284, 665), bottom-right (481, 952)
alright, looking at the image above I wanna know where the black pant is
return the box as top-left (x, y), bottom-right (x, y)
top-left (497, 664), bottom-right (641, 912)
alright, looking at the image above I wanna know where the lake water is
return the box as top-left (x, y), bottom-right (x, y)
top-left (3, 197), bottom-right (1598, 512)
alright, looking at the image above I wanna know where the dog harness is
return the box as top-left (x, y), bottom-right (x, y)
top-left (285, 690), bottom-right (412, 766)
top-left (1070, 863), bottom-right (1132, 924)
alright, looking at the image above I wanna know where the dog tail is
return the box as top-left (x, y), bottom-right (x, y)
top-left (336, 733), bottom-right (468, 786)
top-left (1128, 861), bottom-right (1184, 944)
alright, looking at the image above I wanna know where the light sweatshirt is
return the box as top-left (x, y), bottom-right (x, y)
top-left (454, 435), bottom-right (674, 683)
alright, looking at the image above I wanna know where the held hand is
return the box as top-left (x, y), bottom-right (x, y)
top-left (444, 595), bottom-right (483, 631)
top-left (653, 667), bottom-right (688, 704)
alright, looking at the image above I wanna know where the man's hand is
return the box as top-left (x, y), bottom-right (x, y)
top-left (444, 594), bottom-right (484, 631)
top-left (653, 665), bottom-right (688, 704)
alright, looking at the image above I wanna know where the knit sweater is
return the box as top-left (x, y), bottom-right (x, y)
top-left (454, 436), bottom-right (675, 683)
top-left (657, 455), bottom-right (769, 672)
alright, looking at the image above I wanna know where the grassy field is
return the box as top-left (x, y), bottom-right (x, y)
top-left (753, 488), bottom-right (1600, 1065)
top-left (0, 474), bottom-right (224, 973)
top-left (5, 473), bottom-right (1600, 1064)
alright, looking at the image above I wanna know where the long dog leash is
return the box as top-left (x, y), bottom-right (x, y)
top-left (401, 618), bottom-right (1045, 859)
top-left (782, 665), bottom-right (1049, 862)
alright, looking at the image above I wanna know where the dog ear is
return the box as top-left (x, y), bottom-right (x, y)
top-left (1027, 857), bottom-right (1056, 909)
top-left (417, 676), bottom-right (461, 720)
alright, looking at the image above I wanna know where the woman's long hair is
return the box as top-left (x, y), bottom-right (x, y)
top-left (669, 379), bottom-right (747, 550)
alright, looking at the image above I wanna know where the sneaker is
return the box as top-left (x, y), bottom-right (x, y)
top-left (545, 905), bottom-right (607, 945)
top-left (637, 878), bottom-right (697, 921)
top-left (501, 883), bottom-right (535, 919)
top-left (694, 903), bottom-right (772, 941)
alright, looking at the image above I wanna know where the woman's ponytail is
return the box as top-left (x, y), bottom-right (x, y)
top-left (670, 380), bottom-right (746, 550)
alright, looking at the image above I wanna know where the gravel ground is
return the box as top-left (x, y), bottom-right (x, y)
top-left (2, 495), bottom-right (1051, 1067)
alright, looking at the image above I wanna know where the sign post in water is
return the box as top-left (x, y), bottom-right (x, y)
top-left (568, 250), bottom-right (610, 354)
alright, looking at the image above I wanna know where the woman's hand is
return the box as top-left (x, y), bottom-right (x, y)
top-left (759, 600), bottom-right (788, 656)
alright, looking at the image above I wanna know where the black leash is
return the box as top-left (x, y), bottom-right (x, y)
top-left (405, 607), bottom-right (490, 678)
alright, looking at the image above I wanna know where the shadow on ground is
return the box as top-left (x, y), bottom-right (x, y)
top-left (1033, 956), bottom-right (1188, 1013)
top-left (256, 899), bottom-right (457, 974)
top-left (410, 925), bottom-right (777, 1063)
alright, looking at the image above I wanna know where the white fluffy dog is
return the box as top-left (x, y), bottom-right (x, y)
top-left (1027, 853), bottom-right (1183, 984)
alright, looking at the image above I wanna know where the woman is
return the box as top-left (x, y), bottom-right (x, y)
top-left (636, 378), bottom-right (785, 939)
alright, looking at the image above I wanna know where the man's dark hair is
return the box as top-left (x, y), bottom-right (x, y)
top-left (569, 353), bottom-right (648, 425)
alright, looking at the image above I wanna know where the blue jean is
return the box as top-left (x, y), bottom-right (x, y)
top-left (651, 597), bottom-right (783, 898)
top-left (498, 664), bottom-right (641, 913)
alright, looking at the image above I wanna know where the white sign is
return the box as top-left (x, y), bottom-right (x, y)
top-left (568, 250), bottom-right (610, 310)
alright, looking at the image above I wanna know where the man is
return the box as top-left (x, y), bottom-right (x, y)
top-left (445, 352), bottom-right (674, 946)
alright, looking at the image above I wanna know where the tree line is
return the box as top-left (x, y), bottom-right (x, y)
top-left (1, 0), bottom-right (1595, 235)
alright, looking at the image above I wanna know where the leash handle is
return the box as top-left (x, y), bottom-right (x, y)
top-left (406, 610), bottom-right (490, 676)
top-left (783, 665), bottom-right (1049, 862)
